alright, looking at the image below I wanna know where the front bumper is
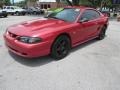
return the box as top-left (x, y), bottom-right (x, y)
top-left (4, 34), bottom-right (51, 58)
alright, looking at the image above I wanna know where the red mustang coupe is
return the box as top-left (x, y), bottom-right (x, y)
top-left (4, 6), bottom-right (109, 60)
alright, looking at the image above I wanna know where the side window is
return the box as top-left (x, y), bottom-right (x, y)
top-left (80, 9), bottom-right (100, 21)
top-left (11, 7), bottom-right (14, 9)
top-left (92, 10), bottom-right (100, 19)
top-left (7, 7), bottom-right (10, 9)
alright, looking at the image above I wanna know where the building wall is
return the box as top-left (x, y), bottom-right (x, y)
top-left (38, 2), bottom-right (65, 9)
top-left (0, 1), bottom-right (4, 8)
top-left (26, 1), bottom-right (65, 9)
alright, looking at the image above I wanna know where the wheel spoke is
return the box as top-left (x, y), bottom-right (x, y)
top-left (51, 36), bottom-right (70, 59)
top-left (56, 40), bottom-right (68, 56)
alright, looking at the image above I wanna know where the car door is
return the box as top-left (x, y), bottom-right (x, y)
top-left (5, 7), bottom-right (13, 13)
top-left (7, 7), bottom-right (12, 13)
top-left (79, 9), bottom-right (101, 40)
top-left (10, 7), bottom-right (15, 13)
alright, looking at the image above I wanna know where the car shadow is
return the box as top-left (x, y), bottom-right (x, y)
top-left (0, 16), bottom-right (8, 18)
top-left (9, 39), bottom-right (98, 67)
top-left (9, 51), bottom-right (54, 67)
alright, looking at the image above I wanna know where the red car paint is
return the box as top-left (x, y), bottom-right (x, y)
top-left (4, 6), bottom-right (108, 58)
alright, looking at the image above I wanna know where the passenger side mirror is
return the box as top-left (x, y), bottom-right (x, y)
top-left (80, 18), bottom-right (89, 23)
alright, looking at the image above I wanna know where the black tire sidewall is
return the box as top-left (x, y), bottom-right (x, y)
top-left (4, 14), bottom-right (7, 17)
top-left (51, 35), bottom-right (71, 60)
top-left (15, 11), bottom-right (20, 16)
top-left (98, 26), bottom-right (106, 40)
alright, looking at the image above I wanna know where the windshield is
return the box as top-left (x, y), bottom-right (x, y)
top-left (48, 8), bottom-right (80, 22)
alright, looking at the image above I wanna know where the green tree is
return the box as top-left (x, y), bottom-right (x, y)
top-left (26, 0), bottom-right (38, 2)
top-left (0, 0), bottom-right (11, 7)
top-left (24, 0), bottom-right (37, 7)
top-left (65, 0), bottom-right (73, 6)
top-left (64, 0), bottom-right (91, 6)
top-left (0, 1), bottom-right (3, 7)
top-left (65, 0), bottom-right (79, 6)
top-left (87, 0), bottom-right (112, 8)
top-left (3, 0), bottom-right (11, 5)
top-left (61, 0), bottom-right (112, 8)
top-left (15, 1), bottom-right (26, 7)
top-left (72, 0), bottom-right (80, 6)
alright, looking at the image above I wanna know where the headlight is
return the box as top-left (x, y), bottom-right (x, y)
top-left (17, 36), bottom-right (42, 44)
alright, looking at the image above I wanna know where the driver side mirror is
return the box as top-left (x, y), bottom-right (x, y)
top-left (79, 18), bottom-right (89, 23)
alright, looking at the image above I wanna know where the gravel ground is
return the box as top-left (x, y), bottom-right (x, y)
top-left (0, 16), bottom-right (120, 90)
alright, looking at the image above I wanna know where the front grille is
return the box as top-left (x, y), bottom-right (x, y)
top-left (8, 31), bottom-right (18, 38)
top-left (8, 46), bottom-right (18, 52)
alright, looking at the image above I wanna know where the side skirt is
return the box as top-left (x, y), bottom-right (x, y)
top-left (72, 35), bottom-right (98, 48)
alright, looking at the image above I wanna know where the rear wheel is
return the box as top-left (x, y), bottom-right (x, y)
top-left (51, 35), bottom-right (71, 60)
top-left (97, 26), bottom-right (107, 40)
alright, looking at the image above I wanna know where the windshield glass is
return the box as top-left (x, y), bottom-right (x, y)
top-left (48, 8), bottom-right (80, 22)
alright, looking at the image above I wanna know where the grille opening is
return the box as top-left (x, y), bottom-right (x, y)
top-left (8, 46), bottom-right (27, 56)
top-left (9, 46), bottom-right (18, 52)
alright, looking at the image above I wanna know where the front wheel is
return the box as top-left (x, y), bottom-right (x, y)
top-left (15, 11), bottom-right (20, 16)
top-left (97, 26), bottom-right (107, 40)
top-left (3, 14), bottom-right (7, 17)
top-left (51, 35), bottom-right (71, 60)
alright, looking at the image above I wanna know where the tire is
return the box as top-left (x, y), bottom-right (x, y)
top-left (51, 35), bottom-right (71, 60)
top-left (15, 11), bottom-right (20, 16)
top-left (97, 26), bottom-right (107, 40)
top-left (10, 12), bottom-right (14, 15)
top-left (22, 12), bottom-right (26, 16)
top-left (3, 14), bottom-right (7, 17)
top-left (33, 11), bottom-right (36, 15)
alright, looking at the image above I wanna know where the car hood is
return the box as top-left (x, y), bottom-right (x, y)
top-left (7, 18), bottom-right (72, 36)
